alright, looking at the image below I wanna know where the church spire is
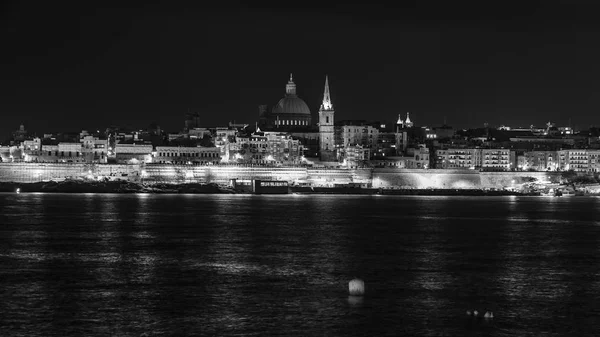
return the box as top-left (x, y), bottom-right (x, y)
top-left (397, 113), bottom-right (404, 125)
top-left (405, 112), bottom-right (413, 127)
top-left (321, 75), bottom-right (333, 110)
top-left (285, 73), bottom-right (297, 96)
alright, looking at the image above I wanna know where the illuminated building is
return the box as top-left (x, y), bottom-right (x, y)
top-left (214, 127), bottom-right (239, 160)
top-left (335, 123), bottom-right (378, 163)
top-left (233, 131), bottom-right (303, 165)
top-left (479, 149), bottom-right (513, 171)
top-left (371, 146), bottom-right (430, 169)
top-left (436, 148), bottom-right (513, 171)
top-left (80, 136), bottom-right (108, 163)
top-left (522, 151), bottom-right (557, 171)
top-left (0, 145), bottom-right (21, 162)
top-left (405, 145), bottom-right (430, 169)
top-left (115, 144), bottom-right (153, 164)
top-left (374, 131), bottom-right (397, 158)
top-left (556, 149), bottom-right (600, 172)
top-left (337, 145), bottom-right (369, 167)
top-left (154, 146), bottom-right (220, 165)
top-left (436, 148), bottom-right (479, 169)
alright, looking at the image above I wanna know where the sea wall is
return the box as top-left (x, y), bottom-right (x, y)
top-left (0, 163), bottom-right (562, 188)
top-left (0, 163), bottom-right (137, 183)
top-left (143, 165), bottom-right (308, 184)
top-left (373, 169), bottom-right (482, 189)
top-left (479, 171), bottom-right (560, 188)
top-left (372, 168), bottom-right (561, 189)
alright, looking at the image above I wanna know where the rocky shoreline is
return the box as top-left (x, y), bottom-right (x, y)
top-left (0, 180), bottom-right (593, 196)
top-left (0, 180), bottom-right (236, 194)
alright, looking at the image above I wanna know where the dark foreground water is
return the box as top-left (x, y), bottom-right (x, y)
top-left (1, 194), bottom-right (600, 336)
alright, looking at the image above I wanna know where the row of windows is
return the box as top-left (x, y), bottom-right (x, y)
top-left (157, 152), bottom-right (218, 158)
top-left (155, 161), bottom-right (219, 165)
top-left (275, 120), bottom-right (309, 126)
top-left (44, 151), bottom-right (105, 157)
top-left (343, 128), bottom-right (376, 133)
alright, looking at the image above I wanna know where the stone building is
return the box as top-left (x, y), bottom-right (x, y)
top-left (115, 144), bottom-right (153, 164)
top-left (233, 131), bottom-right (303, 166)
top-left (154, 146), bottom-right (221, 165)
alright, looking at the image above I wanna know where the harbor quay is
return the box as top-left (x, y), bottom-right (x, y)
top-left (0, 162), bottom-right (567, 191)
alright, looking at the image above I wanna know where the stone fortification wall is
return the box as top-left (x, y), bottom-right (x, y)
top-left (206, 166), bottom-right (307, 184)
top-left (0, 163), bottom-right (87, 183)
top-left (306, 169), bottom-right (347, 186)
top-left (0, 163), bottom-right (140, 183)
top-left (479, 171), bottom-right (560, 188)
top-left (142, 164), bottom-right (308, 184)
top-left (373, 168), bottom-right (482, 189)
top-left (373, 169), bottom-right (562, 189)
top-left (0, 163), bottom-right (564, 188)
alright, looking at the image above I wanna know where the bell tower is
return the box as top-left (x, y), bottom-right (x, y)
top-left (318, 75), bottom-right (335, 161)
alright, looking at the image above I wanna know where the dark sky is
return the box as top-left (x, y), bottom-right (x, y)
top-left (1, 0), bottom-right (599, 138)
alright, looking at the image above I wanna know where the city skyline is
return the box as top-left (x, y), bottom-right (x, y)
top-left (2, 1), bottom-right (600, 137)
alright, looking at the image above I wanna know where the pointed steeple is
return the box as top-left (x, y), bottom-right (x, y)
top-left (285, 73), bottom-right (297, 96)
top-left (405, 112), bottom-right (412, 126)
top-left (320, 75), bottom-right (333, 111)
top-left (396, 113), bottom-right (404, 125)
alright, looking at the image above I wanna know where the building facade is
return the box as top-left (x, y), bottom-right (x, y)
top-left (154, 146), bottom-right (221, 165)
top-left (436, 148), bottom-right (514, 171)
top-left (115, 144), bottom-right (153, 164)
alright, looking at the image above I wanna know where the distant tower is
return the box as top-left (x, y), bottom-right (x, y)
top-left (396, 113), bottom-right (404, 132)
top-left (184, 111), bottom-right (200, 131)
top-left (319, 75), bottom-right (335, 161)
top-left (404, 112), bottom-right (413, 128)
top-left (395, 114), bottom-right (408, 155)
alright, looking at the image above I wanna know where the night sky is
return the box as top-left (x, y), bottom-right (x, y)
top-left (1, 0), bottom-right (599, 138)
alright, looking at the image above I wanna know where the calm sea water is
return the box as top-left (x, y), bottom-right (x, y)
top-left (1, 193), bottom-right (600, 336)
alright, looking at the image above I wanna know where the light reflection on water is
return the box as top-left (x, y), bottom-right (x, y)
top-left (1, 194), bottom-right (600, 336)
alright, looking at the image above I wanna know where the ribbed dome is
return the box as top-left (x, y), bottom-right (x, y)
top-left (272, 96), bottom-right (311, 115)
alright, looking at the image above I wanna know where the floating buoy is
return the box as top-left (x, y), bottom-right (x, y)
top-left (15, 188), bottom-right (20, 194)
top-left (484, 311), bottom-right (494, 319)
top-left (466, 310), bottom-right (472, 316)
top-left (349, 278), bottom-right (365, 296)
top-left (473, 310), bottom-right (479, 317)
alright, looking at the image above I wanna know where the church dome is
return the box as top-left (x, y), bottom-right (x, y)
top-left (272, 96), bottom-right (311, 115)
top-left (261, 74), bottom-right (313, 129)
